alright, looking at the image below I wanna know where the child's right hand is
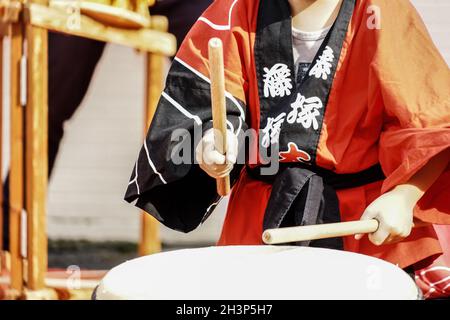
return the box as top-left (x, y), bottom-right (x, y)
top-left (195, 128), bottom-right (238, 179)
top-left (355, 186), bottom-right (415, 245)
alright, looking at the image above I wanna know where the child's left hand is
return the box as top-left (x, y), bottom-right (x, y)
top-left (355, 186), bottom-right (415, 246)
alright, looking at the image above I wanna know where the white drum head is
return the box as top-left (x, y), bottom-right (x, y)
top-left (95, 246), bottom-right (419, 300)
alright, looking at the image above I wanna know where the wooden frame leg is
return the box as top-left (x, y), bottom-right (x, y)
top-left (9, 22), bottom-right (24, 292)
top-left (0, 35), bottom-right (3, 258)
top-left (0, 35), bottom-right (7, 277)
top-left (25, 23), bottom-right (48, 291)
top-left (139, 213), bottom-right (161, 256)
top-left (138, 51), bottom-right (164, 256)
top-left (138, 16), bottom-right (170, 256)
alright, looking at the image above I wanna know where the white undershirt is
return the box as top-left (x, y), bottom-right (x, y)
top-left (292, 25), bottom-right (331, 80)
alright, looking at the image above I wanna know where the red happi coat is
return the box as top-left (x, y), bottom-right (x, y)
top-left (126, 0), bottom-right (450, 270)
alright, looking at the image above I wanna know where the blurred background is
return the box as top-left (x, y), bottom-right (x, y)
top-left (1, 0), bottom-right (448, 271)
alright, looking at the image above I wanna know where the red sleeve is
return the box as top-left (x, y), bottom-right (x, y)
top-left (373, 0), bottom-right (450, 223)
top-left (124, 0), bottom-right (256, 232)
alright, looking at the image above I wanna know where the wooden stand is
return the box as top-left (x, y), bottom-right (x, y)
top-left (0, 33), bottom-right (3, 258)
top-left (25, 13), bottom-right (49, 290)
top-left (138, 16), bottom-right (167, 256)
top-left (9, 20), bottom-right (24, 293)
top-left (0, 0), bottom-right (176, 299)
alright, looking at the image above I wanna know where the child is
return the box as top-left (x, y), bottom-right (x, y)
top-left (125, 0), bottom-right (450, 295)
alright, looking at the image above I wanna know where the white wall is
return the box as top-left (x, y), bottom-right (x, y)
top-left (412, 0), bottom-right (450, 62)
top-left (45, 44), bottom-right (228, 244)
top-left (47, 45), bottom-right (145, 242)
top-left (8, 0), bottom-right (446, 243)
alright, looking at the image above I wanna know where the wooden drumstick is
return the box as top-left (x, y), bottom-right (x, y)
top-left (208, 38), bottom-right (230, 196)
top-left (262, 219), bottom-right (428, 245)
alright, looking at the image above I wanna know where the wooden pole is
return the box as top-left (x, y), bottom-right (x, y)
top-left (0, 34), bottom-right (6, 276)
top-left (138, 16), bottom-right (169, 256)
top-left (0, 34), bottom-right (3, 256)
top-left (208, 38), bottom-right (230, 196)
top-left (9, 21), bottom-right (24, 292)
top-left (25, 0), bottom-right (49, 289)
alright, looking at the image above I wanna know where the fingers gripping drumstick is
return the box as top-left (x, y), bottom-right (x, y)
top-left (262, 219), bottom-right (428, 245)
top-left (208, 38), bottom-right (231, 196)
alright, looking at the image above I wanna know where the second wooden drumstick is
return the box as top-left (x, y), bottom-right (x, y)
top-left (262, 219), bottom-right (380, 245)
top-left (208, 38), bottom-right (231, 196)
top-left (262, 219), bottom-right (429, 245)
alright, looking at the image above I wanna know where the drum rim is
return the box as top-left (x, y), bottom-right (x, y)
top-left (97, 245), bottom-right (420, 300)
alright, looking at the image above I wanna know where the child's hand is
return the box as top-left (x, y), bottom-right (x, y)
top-left (195, 128), bottom-right (238, 179)
top-left (355, 186), bottom-right (415, 246)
